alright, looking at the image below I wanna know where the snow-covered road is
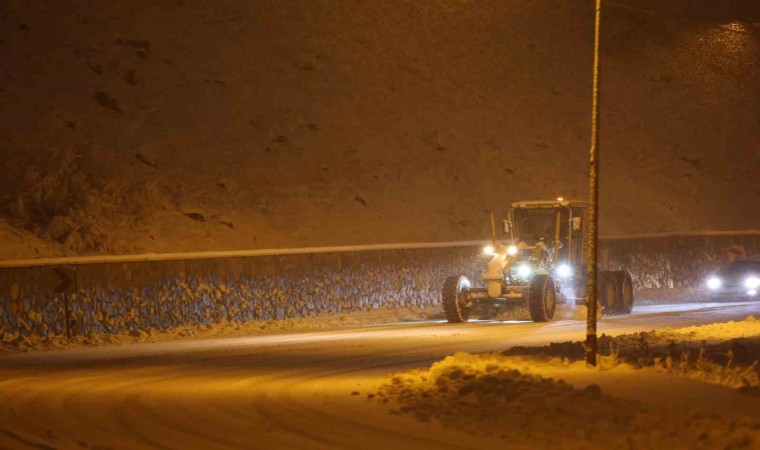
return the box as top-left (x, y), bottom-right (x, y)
top-left (0, 302), bottom-right (757, 449)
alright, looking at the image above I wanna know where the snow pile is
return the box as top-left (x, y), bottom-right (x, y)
top-left (501, 317), bottom-right (760, 391)
top-left (4, 147), bottom-right (168, 254)
top-left (672, 344), bottom-right (759, 391)
top-left (378, 353), bottom-right (625, 444)
top-left (646, 317), bottom-right (760, 390)
top-left (0, 305), bottom-right (440, 355)
top-left (473, 303), bottom-right (593, 321)
top-left (377, 352), bottom-right (760, 448)
top-left (0, 220), bottom-right (63, 259)
top-left (670, 316), bottom-right (759, 340)
top-left (375, 318), bottom-right (760, 446)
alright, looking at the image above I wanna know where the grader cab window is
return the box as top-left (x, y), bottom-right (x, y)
top-left (513, 208), bottom-right (568, 246)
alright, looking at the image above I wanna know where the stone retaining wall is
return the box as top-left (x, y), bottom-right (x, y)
top-left (0, 247), bottom-right (483, 339)
top-left (1, 233), bottom-right (757, 340)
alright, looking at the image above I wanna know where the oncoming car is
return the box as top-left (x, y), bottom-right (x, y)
top-left (705, 259), bottom-right (760, 301)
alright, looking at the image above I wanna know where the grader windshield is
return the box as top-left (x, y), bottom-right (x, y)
top-left (509, 200), bottom-right (588, 265)
top-left (513, 208), bottom-right (560, 245)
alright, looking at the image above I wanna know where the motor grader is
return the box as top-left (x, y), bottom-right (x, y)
top-left (442, 198), bottom-right (634, 323)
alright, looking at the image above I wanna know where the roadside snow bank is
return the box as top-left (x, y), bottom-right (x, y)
top-left (502, 317), bottom-right (760, 391)
top-left (671, 316), bottom-right (759, 339)
top-left (0, 305), bottom-right (441, 355)
top-left (378, 353), bottom-right (627, 443)
top-left (377, 352), bottom-right (760, 449)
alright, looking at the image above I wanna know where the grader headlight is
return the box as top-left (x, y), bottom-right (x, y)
top-left (555, 263), bottom-right (572, 279)
top-left (706, 276), bottom-right (722, 290)
top-left (506, 245), bottom-right (518, 256)
top-left (516, 264), bottom-right (533, 279)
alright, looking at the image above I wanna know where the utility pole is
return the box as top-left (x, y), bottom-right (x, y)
top-left (586, 0), bottom-right (602, 367)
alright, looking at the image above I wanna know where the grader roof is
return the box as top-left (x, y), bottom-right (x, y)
top-left (510, 199), bottom-right (589, 209)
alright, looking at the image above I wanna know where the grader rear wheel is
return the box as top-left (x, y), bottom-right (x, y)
top-left (598, 272), bottom-right (618, 315)
top-left (610, 271), bottom-right (635, 315)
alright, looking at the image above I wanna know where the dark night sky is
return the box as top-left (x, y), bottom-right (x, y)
top-left (0, 0), bottom-right (758, 255)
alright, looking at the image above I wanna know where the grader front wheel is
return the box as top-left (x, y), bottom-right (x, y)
top-left (529, 274), bottom-right (556, 322)
top-left (442, 275), bottom-right (472, 323)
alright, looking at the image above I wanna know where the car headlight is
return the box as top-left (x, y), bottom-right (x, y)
top-left (745, 276), bottom-right (760, 289)
top-left (555, 264), bottom-right (572, 279)
top-left (706, 276), bottom-right (722, 290)
top-left (517, 264), bottom-right (532, 279)
top-left (506, 245), bottom-right (518, 256)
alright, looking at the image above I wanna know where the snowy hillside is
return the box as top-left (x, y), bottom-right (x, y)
top-left (1, 0), bottom-right (758, 257)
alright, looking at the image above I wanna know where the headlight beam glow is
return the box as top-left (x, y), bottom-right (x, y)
top-left (517, 264), bottom-right (532, 279)
top-left (744, 276), bottom-right (760, 290)
top-left (555, 264), bottom-right (572, 279)
top-left (706, 276), bottom-right (722, 290)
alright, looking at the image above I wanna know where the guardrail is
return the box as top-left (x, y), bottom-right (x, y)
top-left (2, 229), bottom-right (757, 269)
top-left (599, 230), bottom-right (760, 241)
top-left (0, 241), bottom-right (489, 269)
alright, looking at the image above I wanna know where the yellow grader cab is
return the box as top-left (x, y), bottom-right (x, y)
top-left (442, 198), bottom-right (634, 323)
